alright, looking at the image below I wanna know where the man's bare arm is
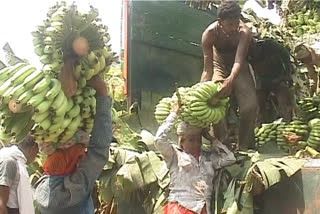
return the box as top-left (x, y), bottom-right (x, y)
top-left (306, 63), bottom-right (318, 93)
top-left (200, 28), bottom-right (215, 82)
top-left (0, 185), bottom-right (9, 214)
top-left (230, 26), bottom-right (251, 81)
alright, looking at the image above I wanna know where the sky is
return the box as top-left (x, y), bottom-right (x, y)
top-left (0, 0), bottom-right (121, 67)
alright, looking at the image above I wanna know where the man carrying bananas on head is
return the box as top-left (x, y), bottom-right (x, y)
top-left (201, 0), bottom-right (257, 149)
top-left (34, 75), bottom-right (112, 214)
top-left (294, 42), bottom-right (320, 95)
top-left (154, 103), bottom-right (236, 214)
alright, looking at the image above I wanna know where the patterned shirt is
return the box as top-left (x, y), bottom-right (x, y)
top-left (154, 112), bottom-right (236, 214)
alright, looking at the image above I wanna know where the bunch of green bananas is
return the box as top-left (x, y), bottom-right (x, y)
top-left (286, 10), bottom-right (320, 35)
top-left (255, 122), bottom-right (278, 146)
top-left (32, 1), bottom-right (115, 82)
top-left (297, 96), bottom-right (320, 120)
top-left (307, 118), bottom-right (320, 149)
top-left (154, 97), bottom-right (173, 124)
top-left (180, 82), bottom-right (228, 127)
top-left (0, 63), bottom-right (97, 145)
top-left (277, 120), bottom-right (309, 147)
top-left (154, 82), bottom-right (228, 127)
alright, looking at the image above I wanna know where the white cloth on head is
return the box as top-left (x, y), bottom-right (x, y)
top-left (176, 121), bottom-right (202, 136)
top-left (0, 145), bottom-right (35, 214)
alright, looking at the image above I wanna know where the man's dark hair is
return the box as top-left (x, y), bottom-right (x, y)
top-left (17, 135), bottom-right (36, 150)
top-left (217, 0), bottom-right (241, 20)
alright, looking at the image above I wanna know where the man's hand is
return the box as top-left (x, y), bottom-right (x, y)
top-left (88, 75), bottom-right (108, 96)
top-left (59, 58), bottom-right (78, 97)
top-left (216, 77), bottom-right (233, 98)
top-left (172, 102), bottom-right (180, 114)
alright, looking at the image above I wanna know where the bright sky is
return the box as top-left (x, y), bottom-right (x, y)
top-left (0, 0), bottom-right (121, 67)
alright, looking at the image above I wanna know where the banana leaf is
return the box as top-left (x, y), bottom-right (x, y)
top-left (255, 161), bottom-right (281, 189)
top-left (2, 42), bottom-right (25, 66)
top-left (0, 60), bottom-right (5, 70)
top-left (147, 151), bottom-right (169, 183)
top-left (115, 153), bottom-right (158, 197)
top-left (99, 169), bottom-right (118, 202)
top-left (143, 183), bottom-right (168, 214)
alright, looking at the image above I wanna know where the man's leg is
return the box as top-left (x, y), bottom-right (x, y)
top-left (256, 89), bottom-right (268, 124)
top-left (233, 63), bottom-right (258, 150)
top-left (212, 62), bottom-right (229, 144)
top-left (273, 82), bottom-right (293, 121)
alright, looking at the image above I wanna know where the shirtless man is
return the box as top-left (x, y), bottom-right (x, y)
top-left (294, 43), bottom-right (320, 95)
top-left (201, 0), bottom-right (257, 150)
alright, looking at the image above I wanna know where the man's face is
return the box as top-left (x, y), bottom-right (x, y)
top-left (178, 134), bottom-right (201, 154)
top-left (219, 18), bottom-right (240, 35)
top-left (26, 144), bottom-right (39, 164)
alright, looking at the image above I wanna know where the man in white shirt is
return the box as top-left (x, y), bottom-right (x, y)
top-left (0, 136), bottom-right (39, 214)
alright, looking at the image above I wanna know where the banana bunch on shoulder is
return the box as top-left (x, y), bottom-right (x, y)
top-left (0, 63), bottom-right (98, 146)
top-left (32, 1), bottom-right (115, 80)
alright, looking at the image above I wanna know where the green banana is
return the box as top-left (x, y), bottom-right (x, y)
top-left (11, 65), bottom-right (37, 85)
top-left (0, 67), bottom-right (11, 82)
top-left (40, 55), bottom-right (51, 64)
top-left (47, 123), bottom-right (62, 133)
top-left (2, 86), bottom-right (15, 102)
top-left (67, 115), bottom-right (81, 131)
top-left (54, 97), bottom-right (68, 117)
top-left (9, 84), bottom-right (27, 99)
top-left (67, 104), bottom-right (80, 119)
top-left (23, 69), bottom-right (44, 89)
top-left (17, 89), bottom-right (34, 104)
top-left (38, 118), bottom-right (51, 130)
top-left (65, 98), bottom-right (74, 112)
top-left (81, 111), bottom-right (91, 119)
top-left (34, 45), bottom-right (44, 56)
top-left (27, 88), bottom-right (49, 107)
top-left (50, 90), bottom-right (66, 110)
top-left (83, 87), bottom-right (96, 97)
top-left (0, 77), bottom-right (15, 96)
top-left (46, 79), bottom-right (61, 100)
top-left (85, 68), bottom-right (95, 80)
top-left (6, 63), bottom-right (27, 77)
top-left (74, 63), bottom-right (82, 80)
top-left (52, 115), bottom-right (64, 124)
top-left (61, 117), bottom-right (72, 130)
top-left (99, 55), bottom-right (106, 72)
top-left (88, 51), bottom-right (97, 63)
top-left (73, 96), bottom-right (84, 104)
top-left (78, 77), bottom-right (86, 88)
top-left (43, 45), bottom-right (54, 54)
top-left (32, 111), bottom-right (50, 123)
top-left (59, 129), bottom-right (77, 143)
top-left (33, 75), bottom-right (51, 94)
top-left (192, 91), bottom-right (209, 101)
top-left (35, 99), bottom-right (53, 114)
top-left (191, 108), bottom-right (209, 117)
top-left (198, 108), bottom-right (213, 121)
